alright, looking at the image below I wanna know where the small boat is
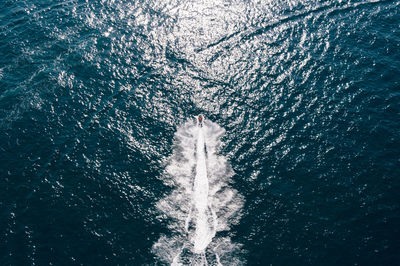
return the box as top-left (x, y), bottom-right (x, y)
top-left (198, 114), bottom-right (203, 127)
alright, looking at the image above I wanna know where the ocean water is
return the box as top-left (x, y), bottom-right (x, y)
top-left (1, 0), bottom-right (400, 265)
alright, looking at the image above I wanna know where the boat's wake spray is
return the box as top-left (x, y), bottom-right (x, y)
top-left (152, 116), bottom-right (244, 265)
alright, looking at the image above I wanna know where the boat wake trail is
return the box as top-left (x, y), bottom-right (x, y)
top-left (153, 118), bottom-right (244, 265)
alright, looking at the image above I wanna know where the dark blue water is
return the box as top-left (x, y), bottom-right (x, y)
top-left (1, 0), bottom-right (400, 265)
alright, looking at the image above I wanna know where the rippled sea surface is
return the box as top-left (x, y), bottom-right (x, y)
top-left (1, 0), bottom-right (400, 265)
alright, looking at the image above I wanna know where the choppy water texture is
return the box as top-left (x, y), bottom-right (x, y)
top-left (1, 0), bottom-right (400, 265)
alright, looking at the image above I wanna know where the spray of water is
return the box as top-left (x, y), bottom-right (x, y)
top-left (152, 117), bottom-right (244, 265)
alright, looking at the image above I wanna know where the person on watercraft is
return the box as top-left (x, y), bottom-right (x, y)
top-left (198, 115), bottom-right (203, 127)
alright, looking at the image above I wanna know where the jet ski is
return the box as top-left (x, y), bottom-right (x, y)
top-left (197, 114), bottom-right (203, 127)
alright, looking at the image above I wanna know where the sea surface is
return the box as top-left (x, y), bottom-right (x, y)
top-left (1, 0), bottom-right (400, 265)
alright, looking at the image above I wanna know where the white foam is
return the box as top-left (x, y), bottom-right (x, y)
top-left (153, 118), bottom-right (244, 265)
top-left (193, 126), bottom-right (214, 253)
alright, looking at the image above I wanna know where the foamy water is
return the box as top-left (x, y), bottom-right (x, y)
top-left (153, 118), bottom-right (244, 265)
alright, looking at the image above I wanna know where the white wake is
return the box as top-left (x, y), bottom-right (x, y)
top-left (152, 118), bottom-right (244, 265)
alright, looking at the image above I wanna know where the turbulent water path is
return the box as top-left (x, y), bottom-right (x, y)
top-left (153, 118), bottom-right (244, 265)
top-left (193, 125), bottom-right (213, 254)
